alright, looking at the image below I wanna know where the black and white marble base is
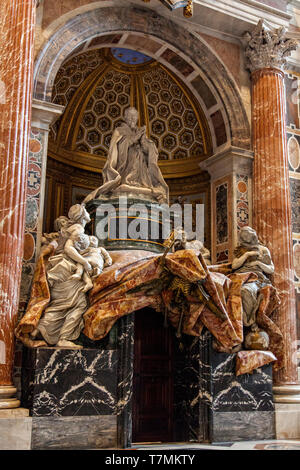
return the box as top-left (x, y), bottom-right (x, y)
top-left (21, 347), bottom-right (118, 417)
top-left (21, 314), bottom-right (134, 449)
top-left (173, 330), bottom-right (275, 443)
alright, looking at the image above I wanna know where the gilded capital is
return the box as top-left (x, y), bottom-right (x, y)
top-left (243, 19), bottom-right (298, 73)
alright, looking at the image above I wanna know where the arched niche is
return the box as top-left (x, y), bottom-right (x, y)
top-left (34, 4), bottom-right (250, 151)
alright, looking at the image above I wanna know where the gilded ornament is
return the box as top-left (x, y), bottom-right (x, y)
top-left (183, 0), bottom-right (193, 18)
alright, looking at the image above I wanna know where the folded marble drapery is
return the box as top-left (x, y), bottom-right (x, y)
top-left (16, 248), bottom-right (284, 375)
top-left (15, 242), bottom-right (55, 336)
top-left (82, 249), bottom-right (283, 373)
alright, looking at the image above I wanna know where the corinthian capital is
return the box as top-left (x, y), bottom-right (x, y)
top-left (243, 19), bottom-right (298, 72)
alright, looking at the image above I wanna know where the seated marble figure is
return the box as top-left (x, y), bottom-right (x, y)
top-left (83, 106), bottom-right (169, 205)
top-left (232, 226), bottom-right (274, 322)
top-left (231, 226), bottom-right (276, 351)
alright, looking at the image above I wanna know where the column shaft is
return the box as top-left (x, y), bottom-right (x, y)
top-left (0, 0), bottom-right (36, 393)
top-left (252, 68), bottom-right (297, 385)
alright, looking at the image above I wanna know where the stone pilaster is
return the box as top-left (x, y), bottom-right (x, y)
top-left (0, 0), bottom-right (37, 409)
top-left (201, 146), bottom-right (253, 264)
top-left (14, 100), bottom-right (64, 400)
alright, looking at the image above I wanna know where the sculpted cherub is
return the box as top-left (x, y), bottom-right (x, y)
top-left (232, 226), bottom-right (274, 327)
top-left (70, 234), bottom-right (113, 292)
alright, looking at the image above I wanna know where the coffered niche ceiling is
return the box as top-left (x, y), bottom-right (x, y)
top-left (46, 46), bottom-right (212, 245)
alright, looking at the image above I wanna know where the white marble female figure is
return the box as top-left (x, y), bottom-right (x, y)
top-left (31, 204), bottom-right (93, 349)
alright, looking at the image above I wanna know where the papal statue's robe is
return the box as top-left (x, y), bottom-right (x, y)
top-left (84, 123), bottom-right (169, 204)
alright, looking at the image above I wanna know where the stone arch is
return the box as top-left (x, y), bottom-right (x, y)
top-left (34, 4), bottom-right (250, 151)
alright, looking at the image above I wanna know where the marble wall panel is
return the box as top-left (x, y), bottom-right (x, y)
top-left (290, 179), bottom-right (300, 234)
top-left (215, 182), bottom-right (228, 245)
top-left (285, 74), bottom-right (300, 128)
top-left (285, 72), bottom-right (300, 305)
top-left (31, 415), bottom-right (117, 449)
top-left (210, 110), bottom-right (227, 147)
top-left (236, 174), bottom-right (250, 230)
top-left (190, 75), bottom-right (217, 110)
top-left (199, 33), bottom-right (241, 88)
top-left (124, 34), bottom-right (162, 54)
top-left (211, 411), bottom-right (275, 442)
top-left (161, 48), bottom-right (194, 77)
top-left (212, 177), bottom-right (230, 264)
top-left (19, 128), bottom-right (46, 312)
top-left (117, 315), bottom-right (134, 448)
top-left (89, 33), bottom-right (122, 47)
top-left (42, 0), bottom-right (109, 29)
top-left (14, 128), bottom-right (48, 399)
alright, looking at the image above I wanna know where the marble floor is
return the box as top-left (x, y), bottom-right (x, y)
top-left (131, 440), bottom-right (300, 450)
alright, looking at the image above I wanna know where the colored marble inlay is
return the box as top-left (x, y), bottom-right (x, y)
top-left (293, 240), bottom-right (300, 285)
top-left (290, 179), bottom-right (300, 233)
top-left (111, 48), bottom-right (152, 64)
top-left (285, 74), bottom-right (300, 129)
top-left (287, 133), bottom-right (300, 173)
top-left (236, 175), bottom-right (249, 229)
top-left (161, 48), bottom-right (194, 77)
top-left (288, 136), bottom-right (300, 171)
top-left (191, 75), bottom-right (217, 109)
top-left (216, 183), bottom-right (228, 245)
top-left (210, 110), bottom-right (227, 147)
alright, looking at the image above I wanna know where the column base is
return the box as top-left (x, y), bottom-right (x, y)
top-left (273, 385), bottom-right (300, 439)
top-left (0, 409), bottom-right (31, 450)
top-left (0, 386), bottom-right (20, 409)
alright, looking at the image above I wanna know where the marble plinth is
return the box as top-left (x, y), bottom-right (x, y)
top-left (173, 331), bottom-right (275, 443)
top-left (86, 198), bottom-right (176, 253)
top-left (21, 347), bottom-right (118, 417)
top-left (20, 316), bottom-right (133, 449)
top-left (21, 347), bottom-right (119, 448)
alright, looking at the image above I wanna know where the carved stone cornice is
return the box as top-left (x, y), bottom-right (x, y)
top-left (243, 19), bottom-right (298, 73)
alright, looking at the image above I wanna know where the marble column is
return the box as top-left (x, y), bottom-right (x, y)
top-left (244, 20), bottom-right (299, 388)
top-left (201, 146), bottom-right (253, 264)
top-left (0, 0), bottom-right (37, 408)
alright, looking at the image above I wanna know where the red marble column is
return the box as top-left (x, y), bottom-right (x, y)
top-left (251, 68), bottom-right (297, 385)
top-left (0, 0), bottom-right (36, 407)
